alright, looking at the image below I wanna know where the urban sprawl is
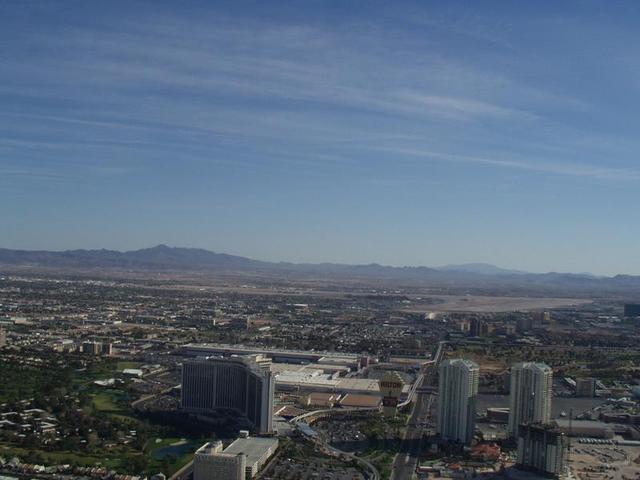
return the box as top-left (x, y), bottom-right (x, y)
top-left (1, 274), bottom-right (640, 480)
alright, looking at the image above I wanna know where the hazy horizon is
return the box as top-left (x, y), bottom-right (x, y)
top-left (0, 243), bottom-right (620, 277)
top-left (3, 1), bottom-right (640, 276)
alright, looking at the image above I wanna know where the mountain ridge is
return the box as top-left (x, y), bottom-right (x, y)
top-left (1, 245), bottom-right (639, 292)
top-left (435, 263), bottom-right (529, 276)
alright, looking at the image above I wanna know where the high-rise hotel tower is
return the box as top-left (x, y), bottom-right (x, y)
top-left (437, 359), bottom-right (479, 444)
top-left (181, 354), bottom-right (274, 434)
top-left (508, 362), bottom-right (553, 437)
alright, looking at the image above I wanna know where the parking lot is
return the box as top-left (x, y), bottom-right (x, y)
top-left (569, 443), bottom-right (640, 480)
top-left (262, 457), bottom-right (366, 480)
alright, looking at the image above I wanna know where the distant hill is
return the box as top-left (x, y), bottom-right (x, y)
top-left (0, 244), bottom-right (270, 271)
top-left (1, 245), bottom-right (639, 293)
top-left (436, 263), bottom-right (528, 276)
top-left (0, 245), bottom-right (441, 279)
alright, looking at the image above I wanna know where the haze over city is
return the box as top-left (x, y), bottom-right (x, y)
top-left (3, 1), bottom-right (640, 275)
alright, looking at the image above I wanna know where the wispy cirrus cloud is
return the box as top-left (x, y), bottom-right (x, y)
top-left (0, 6), bottom-right (632, 186)
top-left (382, 147), bottom-right (640, 181)
top-left (1, 15), bottom-right (572, 125)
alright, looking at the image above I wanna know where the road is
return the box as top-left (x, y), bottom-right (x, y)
top-left (390, 342), bottom-right (444, 480)
top-left (291, 407), bottom-right (381, 480)
top-left (308, 435), bottom-right (380, 480)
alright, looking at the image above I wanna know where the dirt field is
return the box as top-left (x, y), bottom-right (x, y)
top-left (403, 294), bottom-right (591, 313)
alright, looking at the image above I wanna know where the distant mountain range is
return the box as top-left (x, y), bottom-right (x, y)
top-left (435, 263), bottom-right (529, 276)
top-left (1, 245), bottom-right (639, 293)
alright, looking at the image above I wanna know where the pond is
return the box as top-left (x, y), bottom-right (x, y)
top-left (153, 441), bottom-right (200, 460)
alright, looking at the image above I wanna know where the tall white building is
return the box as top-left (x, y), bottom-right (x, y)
top-left (437, 359), bottom-right (479, 444)
top-left (508, 362), bottom-right (553, 437)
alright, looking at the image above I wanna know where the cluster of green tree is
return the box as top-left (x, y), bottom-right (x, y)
top-left (0, 361), bottom-right (73, 403)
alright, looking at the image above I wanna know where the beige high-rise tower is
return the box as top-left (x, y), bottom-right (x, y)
top-left (508, 362), bottom-right (553, 437)
top-left (437, 359), bottom-right (479, 444)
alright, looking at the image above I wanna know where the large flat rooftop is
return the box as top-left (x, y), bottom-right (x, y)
top-left (182, 343), bottom-right (362, 364)
top-left (223, 436), bottom-right (279, 464)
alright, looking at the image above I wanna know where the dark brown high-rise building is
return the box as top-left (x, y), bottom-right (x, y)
top-left (181, 355), bottom-right (274, 434)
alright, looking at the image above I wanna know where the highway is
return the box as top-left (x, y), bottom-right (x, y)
top-left (390, 341), bottom-right (445, 480)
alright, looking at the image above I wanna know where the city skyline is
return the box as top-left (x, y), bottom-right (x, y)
top-left (4, 1), bottom-right (640, 275)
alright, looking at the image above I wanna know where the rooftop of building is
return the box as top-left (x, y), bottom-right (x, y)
top-left (306, 392), bottom-right (339, 401)
top-left (195, 441), bottom-right (223, 456)
top-left (182, 343), bottom-right (362, 361)
top-left (275, 372), bottom-right (338, 386)
top-left (186, 354), bottom-right (272, 377)
top-left (513, 361), bottom-right (552, 372)
top-left (339, 393), bottom-right (382, 408)
top-left (336, 378), bottom-right (381, 393)
top-left (223, 436), bottom-right (279, 464)
top-left (442, 358), bottom-right (479, 369)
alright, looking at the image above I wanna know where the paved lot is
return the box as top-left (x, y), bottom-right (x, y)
top-left (569, 443), bottom-right (640, 480)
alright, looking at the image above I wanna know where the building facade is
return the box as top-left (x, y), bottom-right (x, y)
top-left (508, 362), bottom-right (553, 438)
top-left (437, 359), bottom-right (479, 444)
top-left (82, 341), bottom-right (102, 355)
top-left (575, 378), bottom-right (596, 398)
top-left (193, 442), bottom-right (246, 480)
top-left (516, 423), bottom-right (567, 478)
top-left (624, 304), bottom-right (640, 318)
top-left (222, 436), bottom-right (279, 479)
top-left (181, 354), bottom-right (274, 434)
top-left (193, 436), bottom-right (278, 480)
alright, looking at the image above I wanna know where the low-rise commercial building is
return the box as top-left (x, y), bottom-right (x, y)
top-left (339, 393), bottom-right (382, 408)
top-left (193, 441), bottom-right (246, 480)
top-left (193, 436), bottom-right (278, 480)
top-left (224, 436), bottom-right (279, 478)
top-left (182, 343), bottom-right (365, 369)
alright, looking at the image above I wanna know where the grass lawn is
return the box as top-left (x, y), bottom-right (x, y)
top-left (92, 390), bottom-right (122, 412)
top-left (91, 388), bottom-right (136, 413)
top-left (0, 442), bottom-right (129, 470)
top-left (116, 361), bottom-right (144, 371)
top-left (90, 389), bottom-right (142, 427)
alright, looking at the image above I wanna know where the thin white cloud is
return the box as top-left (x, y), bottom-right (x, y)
top-left (384, 148), bottom-right (640, 181)
top-left (393, 92), bottom-right (534, 120)
top-left (1, 17), bottom-right (567, 125)
top-left (0, 9), bottom-right (632, 185)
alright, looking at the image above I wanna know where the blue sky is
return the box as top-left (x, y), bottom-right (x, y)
top-left (2, 1), bottom-right (640, 275)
